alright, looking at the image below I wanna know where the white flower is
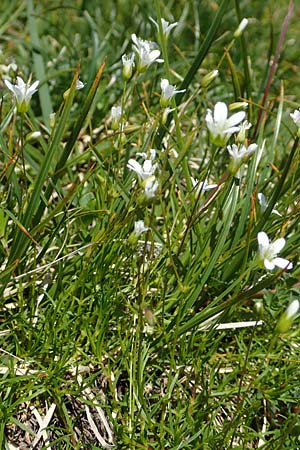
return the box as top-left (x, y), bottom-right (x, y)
top-left (149, 17), bottom-right (177, 37)
top-left (127, 151), bottom-right (157, 180)
top-left (257, 231), bottom-right (293, 271)
top-left (205, 101), bottom-right (245, 146)
top-left (160, 78), bottom-right (185, 107)
top-left (134, 220), bottom-right (151, 236)
top-left (5, 75), bottom-right (39, 113)
top-left (76, 79), bottom-right (85, 90)
top-left (290, 109), bottom-right (300, 136)
top-left (143, 176), bottom-right (159, 198)
top-left (122, 53), bottom-right (135, 80)
top-left (257, 192), bottom-right (281, 216)
top-left (111, 106), bottom-right (122, 130)
top-left (290, 109), bottom-right (300, 126)
top-left (191, 177), bottom-right (217, 195)
top-left (132, 34), bottom-right (163, 73)
top-left (227, 143), bottom-right (257, 176)
top-left (127, 159), bottom-right (157, 180)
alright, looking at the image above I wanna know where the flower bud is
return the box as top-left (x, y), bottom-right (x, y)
top-left (234, 18), bottom-right (249, 38)
top-left (50, 112), bottom-right (56, 128)
top-left (276, 300), bottom-right (299, 333)
top-left (200, 70), bottom-right (219, 88)
top-left (122, 53), bottom-right (135, 80)
top-left (25, 131), bottom-right (42, 142)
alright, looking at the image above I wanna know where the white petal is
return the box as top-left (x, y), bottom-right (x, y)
top-left (205, 109), bottom-right (213, 125)
top-left (273, 257), bottom-right (293, 270)
top-left (257, 232), bottom-right (269, 247)
top-left (29, 80), bottom-right (40, 92)
top-left (226, 111), bottom-right (246, 127)
top-left (224, 126), bottom-right (241, 135)
top-left (127, 159), bottom-right (143, 177)
top-left (4, 79), bottom-right (14, 92)
top-left (264, 259), bottom-right (275, 270)
top-left (149, 49), bottom-right (161, 62)
top-left (214, 102), bottom-right (228, 123)
top-left (16, 76), bottom-right (26, 88)
top-left (271, 237), bottom-right (285, 254)
top-left (161, 79), bottom-right (169, 90)
top-left (247, 143), bottom-right (258, 154)
top-left (131, 34), bottom-right (138, 46)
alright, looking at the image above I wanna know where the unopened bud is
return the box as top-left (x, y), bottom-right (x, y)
top-left (254, 301), bottom-right (264, 316)
top-left (276, 300), bottom-right (299, 333)
top-left (122, 54), bottom-right (135, 80)
top-left (25, 131), bottom-right (42, 142)
top-left (200, 70), bottom-right (219, 88)
top-left (234, 18), bottom-right (249, 38)
top-left (236, 120), bottom-right (252, 144)
top-left (49, 112), bottom-right (56, 128)
top-left (229, 102), bottom-right (248, 111)
top-left (161, 107), bottom-right (174, 125)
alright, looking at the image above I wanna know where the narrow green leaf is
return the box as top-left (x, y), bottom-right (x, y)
top-left (27, 0), bottom-right (52, 127)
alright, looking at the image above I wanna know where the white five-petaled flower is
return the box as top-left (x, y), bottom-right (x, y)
top-left (134, 220), bottom-right (151, 236)
top-left (5, 75), bottom-right (39, 113)
top-left (127, 150), bottom-right (157, 180)
top-left (257, 231), bottom-right (293, 271)
top-left (149, 17), bottom-right (178, 37)
top-left (205, 101), bottom-right (245, 147)
top-left (131, 34), bottom-right (163, 73)
top-left (122, 53), bottom-right (135, 80)
top-left (111, 106), bottom-right (122, 130)
top-left (160, 79), bottom-right (185, 107)
top-left (227, 143), bottom-right (257, 176)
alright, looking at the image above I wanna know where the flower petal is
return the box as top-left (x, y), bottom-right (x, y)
top-left (226, 111), bottom-right (246, 127)
top-left (271, 237), bottom-right (285, 254)
top-left (214, 102), bottom-right (228, 123)
top-left (257, 232), bottom-right (269, 247)
top-left (4, 79), bottom-right (14, 92)
top-left (264, 258), bottom-right (275, 270)
top-left (273, 257), bottom-right (293, 270)
top-left (127, 159), bottom-right (143, 178)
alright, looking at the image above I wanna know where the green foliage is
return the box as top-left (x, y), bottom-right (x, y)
top-left (0, 0), bottom-right (300, 448)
